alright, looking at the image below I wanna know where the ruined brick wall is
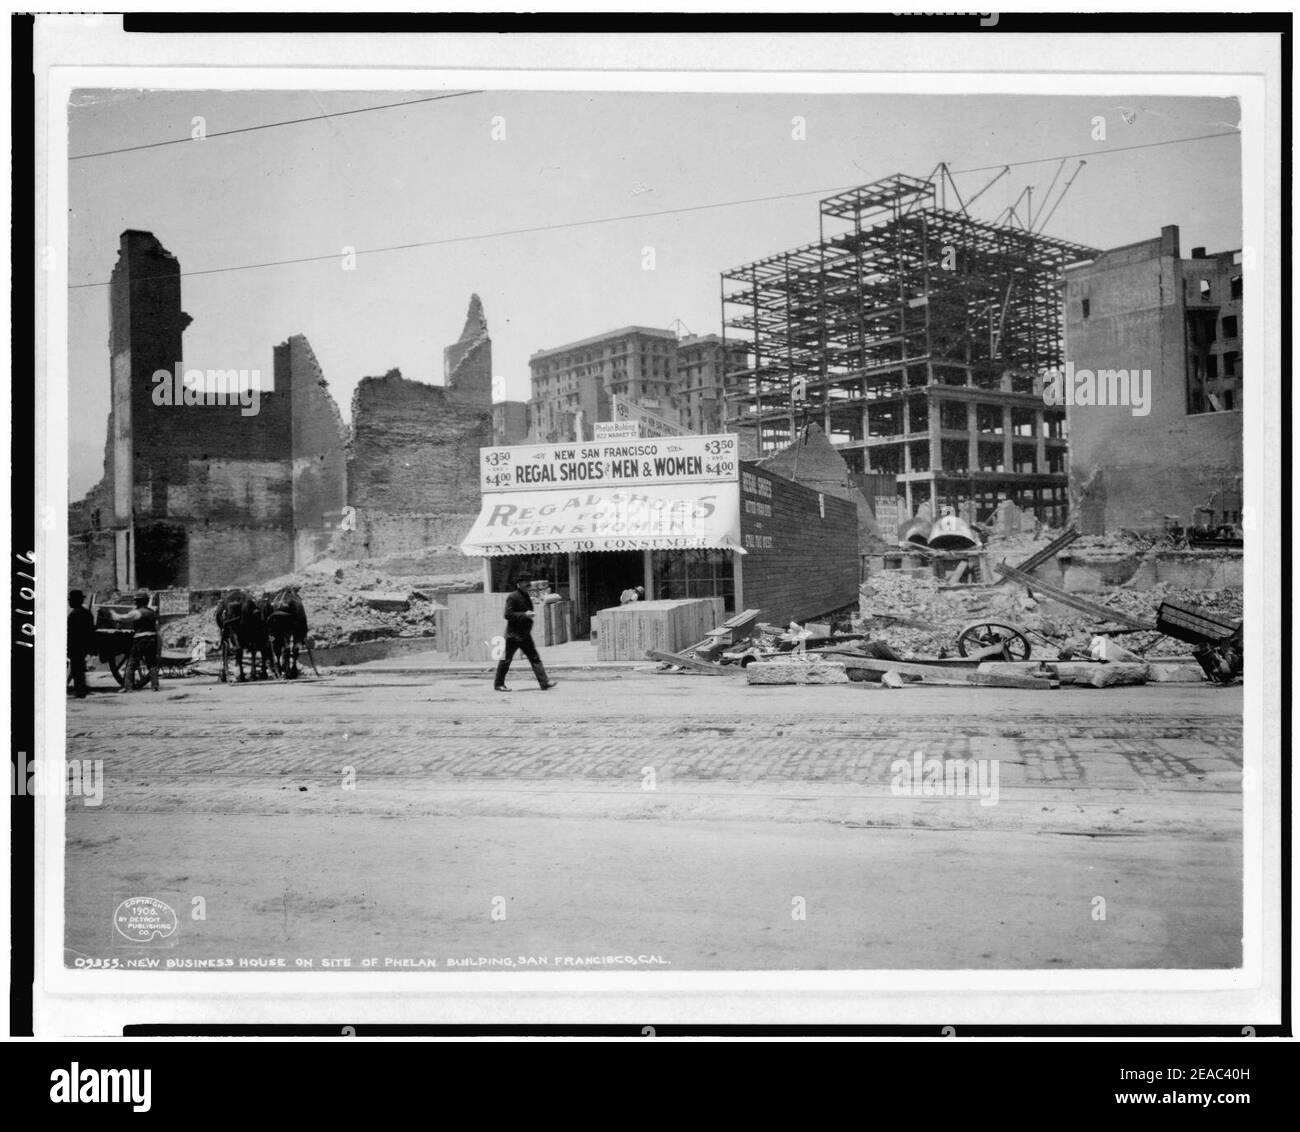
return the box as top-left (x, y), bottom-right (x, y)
top-left (185, 526), bottom-right (296, 589)
top-left (738, 462), bottom-right (859, 624)
top-left (98, 230), bottom-right (299, 589)
top-left (443, 294), bottom-right (492, 410)
top-left (347, 369), bottom-right (492, 560)
top-left (277, 334), bottom-right (349, 567)
top-left (1063, 232), bottom-right (1243, 534)
top-left (334, 511), bottom-right (479, 570)
top-left (68, 529), bottom-right (118, 595)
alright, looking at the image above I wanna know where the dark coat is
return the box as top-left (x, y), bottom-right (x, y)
top-left (503, 588), bottom-right (535, 640)
top-left (67, 607), bottom-right (95, 658)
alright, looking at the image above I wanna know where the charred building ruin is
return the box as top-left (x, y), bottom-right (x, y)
top-left (721, 172), bottom-right (1099, 527)
top-left (68, 231), bottom-right (348, 591)
top-left (68, 230), bottom-right (492, 593)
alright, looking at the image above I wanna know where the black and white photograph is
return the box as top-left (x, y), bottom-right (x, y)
top-left (22, 14), bottom-right (1284, 1046)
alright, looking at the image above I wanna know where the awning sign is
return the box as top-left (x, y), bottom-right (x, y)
top-left (480, 434), bottom-right (738, 494)
top-left (459, 482), bottom-right (745, 557)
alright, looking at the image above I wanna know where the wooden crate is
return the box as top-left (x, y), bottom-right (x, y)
top-left (445, 593), bottom-right (571, 661)
top-left (444, 593), bottom-right (504, 662)
top-left (595, 598), bottom-right (726, 661)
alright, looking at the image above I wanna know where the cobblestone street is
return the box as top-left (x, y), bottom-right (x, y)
top-left (61, 669), bottom-right (1243, 971)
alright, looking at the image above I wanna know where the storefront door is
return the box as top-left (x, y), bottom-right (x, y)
top-left (579, 550), bottom-right (644, 625)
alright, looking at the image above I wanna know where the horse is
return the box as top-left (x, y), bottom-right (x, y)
top-left (264, 586), bottom-right (309, 679)
top-left (215, 588), bottom-right (276, 683)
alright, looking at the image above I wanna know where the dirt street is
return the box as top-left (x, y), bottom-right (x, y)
top-left (61, 667), bottom-right (1242, 971)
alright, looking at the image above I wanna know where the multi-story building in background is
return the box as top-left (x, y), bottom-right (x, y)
top-left (528, 326), bottom-right (678, 443)
top-left (528, 326), bottom-right (745, 442)
top-left (675, 334), bottom-right (750, 434)
top-left (1061, 225), bottom-right (1243, 534)
top-left (721, 173), bottom-right (1096, 526)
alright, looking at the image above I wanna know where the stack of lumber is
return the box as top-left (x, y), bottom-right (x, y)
top-left (681, 608), bottom-right (763, 661)
top-left (597, 597), bottom-right (725, 661)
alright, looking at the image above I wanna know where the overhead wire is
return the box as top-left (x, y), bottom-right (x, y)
top-left (68, 90), bottom-right (484, 160)
top-left (67, 127), bottom-right (1240, 290)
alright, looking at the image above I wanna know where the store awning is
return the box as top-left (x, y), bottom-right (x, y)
top-left (460, 482), bottom-right (745, 557)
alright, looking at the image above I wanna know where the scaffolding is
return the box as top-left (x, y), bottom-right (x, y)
top-left (721, 172), bottom-right (1098, 525)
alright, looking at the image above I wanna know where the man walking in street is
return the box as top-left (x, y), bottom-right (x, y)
top-left (493, 574), bottom-right (558, 693)
top-left (110, 592), bottom-right (160, 693)
top-left (67, 590), bottom-right (95, 698)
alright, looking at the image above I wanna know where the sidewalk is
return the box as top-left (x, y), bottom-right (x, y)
top-left (340, 638), bottom-right (649, 675)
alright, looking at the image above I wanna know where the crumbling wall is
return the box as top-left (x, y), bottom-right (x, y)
top-left (86, 230), bottom-right (301, 590)
top-left (346, 368), bottom-right (491, 561)
top-left (67, 529), bottom-right (117, 595)
top-left (277, 334), bottom-right (349, 567)
top-left (739, 462), bottom-right (859, 624)
top-left (1069, 411), bottom-right (1241, 534)
top-left (443, 293), bottom-right (492, 410)
top-left (185, 526), bottom-right (294, 588)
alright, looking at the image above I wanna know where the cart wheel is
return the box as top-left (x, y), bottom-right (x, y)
top-left (108, 649), bottom-right (151, 689)
top-left (956, 621), bottom-right (1032, 661)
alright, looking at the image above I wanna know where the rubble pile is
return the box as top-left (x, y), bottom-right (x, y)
top-left (859, 570), bottom-right (1242, 660)
top-left (164, 558), bottom-right (482, 650)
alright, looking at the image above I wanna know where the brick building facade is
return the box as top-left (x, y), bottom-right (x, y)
top-left (1061, 225), bottom-right (1244, 534)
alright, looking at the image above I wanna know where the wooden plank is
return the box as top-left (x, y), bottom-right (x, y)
top-left (681, 607), bottom-right (761, 658)
top-left (997, 526), bottom-right (1081, 581)
top-left (645, 648), bottom-right (734, 675)
top-left (994, 562), bottom-right (1157, 631)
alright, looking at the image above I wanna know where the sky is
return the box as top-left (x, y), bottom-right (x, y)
top-left (66, 89), bottom-right (1241, 497)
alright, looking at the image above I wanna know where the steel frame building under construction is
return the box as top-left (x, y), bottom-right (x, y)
top-left (721, 171), bottom-right (1098, 525)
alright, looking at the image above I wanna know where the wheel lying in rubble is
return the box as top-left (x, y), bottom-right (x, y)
top-left (956, 621), bottom-right (1032, 662)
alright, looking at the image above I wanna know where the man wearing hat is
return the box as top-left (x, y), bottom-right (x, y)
top-left (67, 590), bottom-right (95, 698)
top-left (493, 574), bottom-right (558, 693)
top-left (108, 592), bottom-right (160, 693)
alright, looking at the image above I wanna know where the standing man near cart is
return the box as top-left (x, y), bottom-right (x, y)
top-left (109, 591), bottom-right (160, 693)
top-left (493, 574), bottom-right (558, 693)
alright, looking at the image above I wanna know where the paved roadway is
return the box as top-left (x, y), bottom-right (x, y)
top-left (61, 666), bottom-right (1242, 971)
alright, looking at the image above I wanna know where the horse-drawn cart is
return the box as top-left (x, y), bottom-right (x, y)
top-left (86, 592), bottom-right (196, 688)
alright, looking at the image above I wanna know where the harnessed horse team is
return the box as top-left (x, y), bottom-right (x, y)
top-left (215, 586), bottom-right (310, 683)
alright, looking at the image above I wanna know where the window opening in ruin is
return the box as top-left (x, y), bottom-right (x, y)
top-left (1185, 308), bottom-right (1219, 415)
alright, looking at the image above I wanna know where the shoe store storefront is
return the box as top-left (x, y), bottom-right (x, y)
top-left (459, 433), bottom-right (861, 646)
top-left (460, 434), bottom-right (746, 639)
